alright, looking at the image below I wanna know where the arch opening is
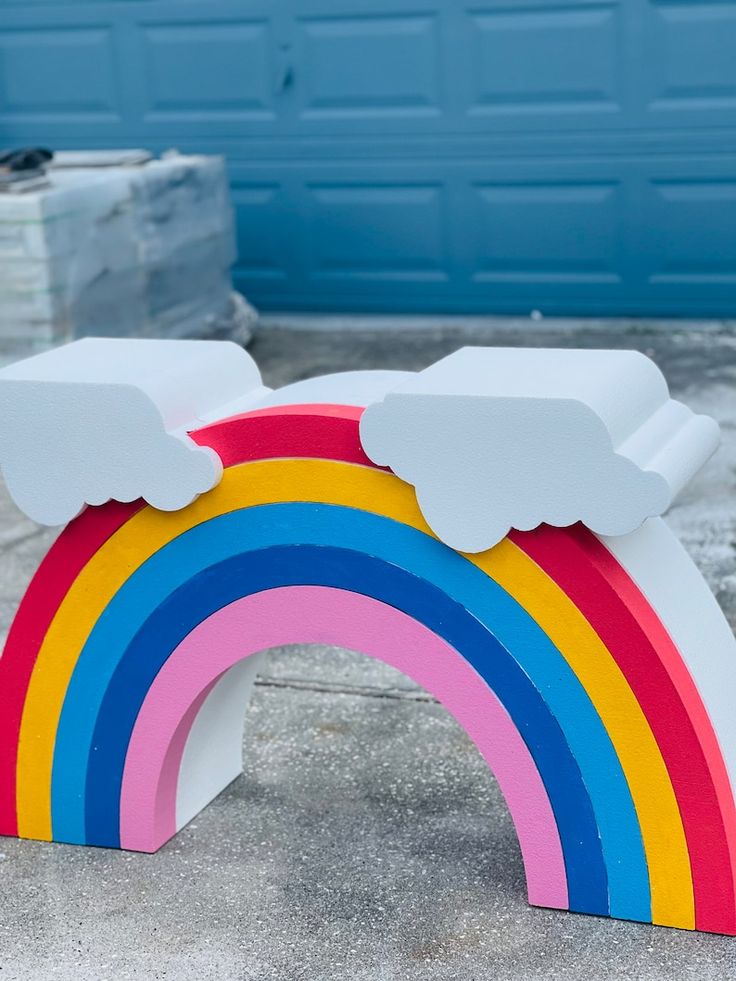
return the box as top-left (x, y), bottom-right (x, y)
top-left (120, 585), bottom-right (569, 912)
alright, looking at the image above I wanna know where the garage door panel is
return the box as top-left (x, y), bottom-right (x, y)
top-left (648, 180), bottom-right (736, 282)
top-left (467, 4), bottom-right (622, 119)
top-left (642, 1), bottom-right (736, 125)
top-left (227, 152), bottom-right (736, 313)
top-left (295, 14), bottom-right (439, 120)
top-left (0, 0), bottom-right (637, 142)
top-left (0, 25), bottom-right (119, 123)
top-left (140, 20), bottom-right (275, 122)
top-left (228, 160), bottom-right (631, 296)
top-left (230, 182), bottom-right (292, 285)
top-left (304, 183), bottom-right (447, 281)
top-left (469, 182), bottom-right (622, 283)
top-left (2, 0), bottom-right (735, 314)
top-left (5, 0), bottom-right (734, 141)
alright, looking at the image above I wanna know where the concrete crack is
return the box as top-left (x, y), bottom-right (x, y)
top-left (254, 675), bottom-right (436, 703)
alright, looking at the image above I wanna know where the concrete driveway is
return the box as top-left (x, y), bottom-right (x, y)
top-left (1, 317), bottom-right (736, 980)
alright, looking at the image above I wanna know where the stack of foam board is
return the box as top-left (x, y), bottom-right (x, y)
top-left (0, 154), bottom-right (239, 351)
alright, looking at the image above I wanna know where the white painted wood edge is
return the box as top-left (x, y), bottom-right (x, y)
top-left (601, 518), bottom-right (736, 804)
top-left (176, 652), bottom-right (266, 834)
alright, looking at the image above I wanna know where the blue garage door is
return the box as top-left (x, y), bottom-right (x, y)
top-left (2, 0), bottom-right (736, 316)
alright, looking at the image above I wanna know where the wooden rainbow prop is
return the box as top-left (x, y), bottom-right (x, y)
top-left (0, 339), bottom-right (735, 935)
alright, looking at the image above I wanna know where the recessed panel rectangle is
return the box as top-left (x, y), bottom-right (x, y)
top-left (307, 184), bottom-right (445, 279)
top-left (648, 2), bottom-right (736, 111)
top-left (298, 15), bottom-right (439, 117)
top-left (231, 183), bottom-right (289, 281)
top-left (0, 27), bottom-right (116, 116)
top-left (651, 181), bottom-right (736, 280)
top-left (142, 21), bottom-right (273, 118)
top-left (469, 5), bottom-right (620, 114)
top-left (472, 182), bottom-right (620, 281)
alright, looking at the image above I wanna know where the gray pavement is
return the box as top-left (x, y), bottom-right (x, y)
top-left (2, 317), bottom-right (736, 980)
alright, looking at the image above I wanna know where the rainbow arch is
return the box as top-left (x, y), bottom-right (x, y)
top-left (1, 404), bottom-right (736, 934)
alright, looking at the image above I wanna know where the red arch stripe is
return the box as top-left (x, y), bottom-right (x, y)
top-left (511, 523), bottom-right (736, 934)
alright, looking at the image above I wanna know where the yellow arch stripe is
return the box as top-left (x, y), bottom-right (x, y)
top-left (17, 458), bottom-right (692, 927)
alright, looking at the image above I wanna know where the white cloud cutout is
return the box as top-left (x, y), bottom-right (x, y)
top-left (0, 340), bottom-right (719, 540)
top-left (0, 384), bottom-right (222, 526)
top-left (359, 348), bottom-right (720, 553)
top-left (0, 337), bottom-right (265, 526)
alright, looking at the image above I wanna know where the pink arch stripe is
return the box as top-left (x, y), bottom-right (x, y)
top-left (120, 586), bottom-right (567, 910)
